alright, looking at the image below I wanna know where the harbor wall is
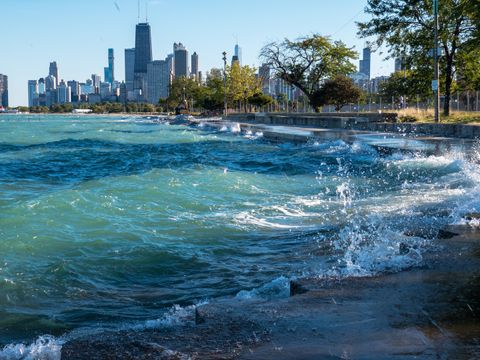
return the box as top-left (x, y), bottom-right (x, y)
top-left (225, 113), bottom-right (480, 139)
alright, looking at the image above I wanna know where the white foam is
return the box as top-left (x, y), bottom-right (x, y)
top-left (236, 276), bottom-right (291, 300)
top-left (0, 336), bottom-right (63, 360)
top-left (234, 212), bottom-right (304, 229)
top-left (129, 301), bottom-right (209, 331)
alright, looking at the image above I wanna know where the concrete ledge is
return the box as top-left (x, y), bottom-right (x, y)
top-left (225, 113), bottom-right (480, 139)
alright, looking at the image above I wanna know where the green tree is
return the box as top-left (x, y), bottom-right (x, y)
top-left (260, 34), bottom-right (357, 112)
top-left (358, 0), bottom-right (478, 116)
top-left (311, 75), bottom-right (362, 112)
top-left (380, 71), bottom-right (431, 102)
top-left (227, 63), bottom-right (261, 112)
top-left (166, 77), bottom-right (202, 111)
top-left (248, 93), bottom-right (274, 109)
top-left (456, 49), bottom-right (480, 91)
top-left (17, 106), bottom-right (29, 113)
top-left (201, 73), bottom-right (225, 111)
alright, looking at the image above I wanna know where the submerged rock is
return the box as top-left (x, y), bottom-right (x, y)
top-left (289, 280), bottom-right (309, 297)
top-left (465, 213), bottom-right (480, 221)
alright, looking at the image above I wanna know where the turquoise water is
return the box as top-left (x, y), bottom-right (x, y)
top-left (0, 115), bottom-right (479, 355)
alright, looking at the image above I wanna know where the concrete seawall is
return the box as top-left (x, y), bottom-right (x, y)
top-left (225, 113), bottom-right (480, 139)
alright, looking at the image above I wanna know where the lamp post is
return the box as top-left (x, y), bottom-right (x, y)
top-left (222, 51), bottom-right (227, 117)
top-left (433, 0), bottom-right (440, 122)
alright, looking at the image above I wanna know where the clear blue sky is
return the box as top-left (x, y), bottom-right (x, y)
top-left (1, 0), bottom-right (393, 106)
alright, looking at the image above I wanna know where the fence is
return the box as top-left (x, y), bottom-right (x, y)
top-left (227, 91), bottom-right (480, 114)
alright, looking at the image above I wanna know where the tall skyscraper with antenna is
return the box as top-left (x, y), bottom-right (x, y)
top-left (234, 44), bottom-right (242, 66)
top-left (134, 22), bottom-right (152, 99)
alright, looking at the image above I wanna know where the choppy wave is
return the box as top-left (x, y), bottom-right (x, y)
top-left (0, 115), bottom-right (479, 348)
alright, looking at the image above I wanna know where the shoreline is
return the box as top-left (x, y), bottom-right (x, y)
top-left (61, 224), bottom-right (480, 359)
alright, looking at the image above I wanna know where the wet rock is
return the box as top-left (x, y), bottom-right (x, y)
top-left (465, 213), bottom-right (480, 221)
top-left (289, 280), bottom-right (309, 297)
top-left (62, 337), bottom-right (190, 360)
top-left (195, 307), bottom-right (205, 325)
top-left (403, 228), bottom-right (437, 239)
top-left (437, 229), bottom-right (460, 239)
top-left (399, 242), bottom-right (410, 255)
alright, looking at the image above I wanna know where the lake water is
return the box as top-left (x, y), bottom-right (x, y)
top-left (0, 115), bottom-right (478, 358)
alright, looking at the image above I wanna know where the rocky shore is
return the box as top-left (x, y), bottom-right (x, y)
top-left (61, 221), bottom-right (480, 359)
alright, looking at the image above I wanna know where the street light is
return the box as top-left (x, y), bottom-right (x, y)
top-left (222, 51), bottom-right (227, 117)
top-left (433, 0), bottom-right (440, 122)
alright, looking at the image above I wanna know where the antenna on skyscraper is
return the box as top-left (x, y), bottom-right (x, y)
top-left (137, 0), bottom-right (140, 22)
top-left (146, 0), bottom-right (149, 22)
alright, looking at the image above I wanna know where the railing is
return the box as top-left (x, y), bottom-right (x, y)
top-left (226, 91), bottom-right (480, 114)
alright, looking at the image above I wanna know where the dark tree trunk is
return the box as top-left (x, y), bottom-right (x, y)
top-left (443, 55), bottom-right (454, 117)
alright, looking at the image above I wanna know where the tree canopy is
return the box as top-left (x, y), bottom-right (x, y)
top-left (358, 0), bottom-right (479, 116)
top-left (260, 34), bottom-right (358, 110)
top-left (311, 75), bottom-right (362, 112)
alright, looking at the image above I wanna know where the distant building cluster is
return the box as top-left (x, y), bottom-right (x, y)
top-left (349, 47), bottom-right (390, 94)
top-left (28, 22), bottom-right (202, 107)
top-left (28, 57), bottom-right (122, 108)
top-left (258, 63), bottom-right (302, 102)
top-left (124, 22), bottom-right (201, 103)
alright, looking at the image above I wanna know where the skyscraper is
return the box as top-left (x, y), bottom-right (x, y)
top-left (174, 43), bottom-right (189, 78)
top-left (147, 59), bottom-right (172, 104)
top-left (58, 80), bottom-right (71, 104)
top-left (91, 74), bottom-right (101, 92)
top-left (191, 52), bottom-right (199, 80)
top-left (234, 44), bottom-right (242, 66)
top-left (49, 62), bottom-right (59, 87)
top-left (38, 78), bottom-right (46, 95)
top-left (45, 75), bottom-right (56, 91)
top-left (134, 23), bottom-right (153, 99)
top-left (359, 47), bottom-right (371, 80)
top-left (104, 48), bottom-right (115, 84)
top-left (259, 63), bottom-right (271, 95)
top-left (125, 48), bottom-right (135, 92)
top-left (0, 74), bottom-right (8, 108)
top-left (67, 80), bottom-right (80, 99)
top-left (395, 57), bottom-right (406, 73)
top-left (28, 80), bottom-right (38, 107)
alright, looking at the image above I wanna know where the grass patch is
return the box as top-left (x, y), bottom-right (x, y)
top-left (396, 109), bottom-right (480, 124)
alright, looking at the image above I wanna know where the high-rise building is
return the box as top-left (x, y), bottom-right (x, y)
top-left (58, 80), bottom-right (71, 104)
top-left (134, 23), bottom-right (152, 74)
top-left (109, 48), bottom-right (115, 83)
top-left (166, 53), bottom-right (174, 77)
top-left (49, 62), bottom-right (59, 87)
top-left (191, 52), bottom-right (199, 80)
top-left (0, 74), bottom-right (8, 108)
top-left (231, 55), bottom-right (240, 66)
top-left (28, 80), bottom-right (38, 107)
top-left (91, 74), bottom-right (101, 92)
top-left (234, 44), bottom-right (242, 66)
top-left (104, 48), bottom-right (115, 84)
top-left (99, 82), bottom-right (112, 100)
top-left (38, 78), bottom-right (46, 95)
top-left (67, 80), bottom-right (80, 99)
top-left (258, 63), bottom-right (271, 95)
top-left (147, 58), bottom-right (173, 104)
top-left (394, 57), bottom-right (406, 73)
top-left (125, 48), bottom-right (135, 92)
top-left (45, 75), bottom-right (57, 91)
top-left (359, 47), bottom-right (371, 80)
top-left (134, 23), bottom-right (153, 99)
top-left (174, 43), bottom-right (189, 78)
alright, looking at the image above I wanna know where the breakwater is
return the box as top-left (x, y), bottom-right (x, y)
top-left (226, 113), bottom-right (480, 139)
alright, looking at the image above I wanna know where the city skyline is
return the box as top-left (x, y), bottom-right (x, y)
top-left (0, 0), bottom-right (393, 106)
